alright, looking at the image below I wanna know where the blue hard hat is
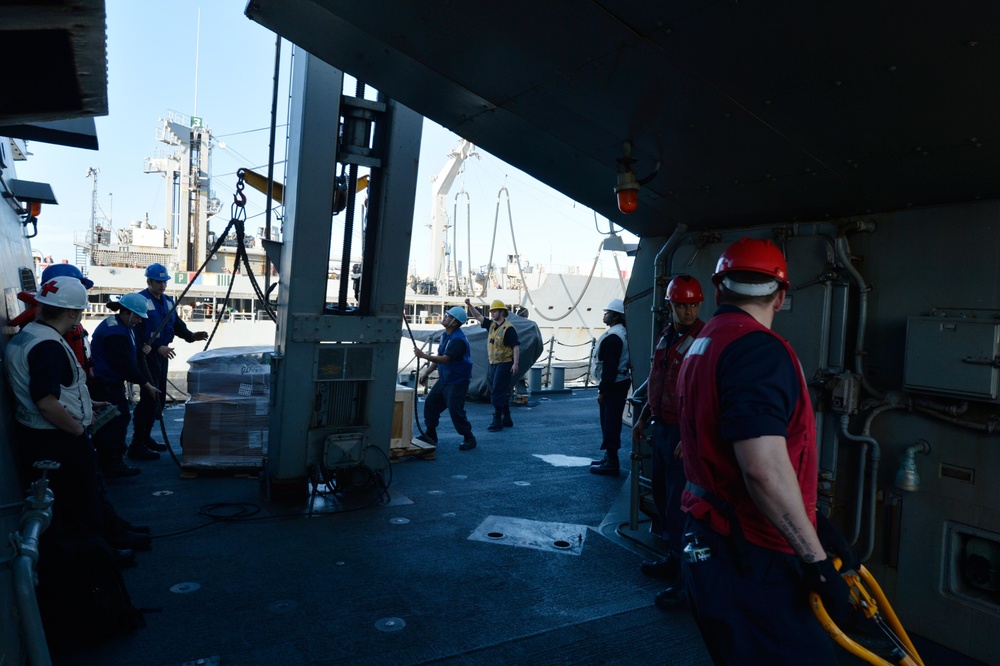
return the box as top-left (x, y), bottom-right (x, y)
top-left (446, 306), bottom-right (468, 324)
top-left (118, 293), bottom-right (149, 318)
top-left (144, 263), bottom-right (170, 281)
top-left (41, 263), bottom-right (93, 289)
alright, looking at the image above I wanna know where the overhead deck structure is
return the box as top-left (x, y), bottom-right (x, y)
top-left (245, 1), bottom-right (1000, 236)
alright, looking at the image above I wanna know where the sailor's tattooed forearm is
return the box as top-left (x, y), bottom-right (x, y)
top-left (779, 513), bottom-right (818, 562)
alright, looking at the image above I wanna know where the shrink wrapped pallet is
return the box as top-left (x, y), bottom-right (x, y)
top-left (182, 346), bottom-right (273, 469)
top-left (186, 346), bottom-right (272, 398)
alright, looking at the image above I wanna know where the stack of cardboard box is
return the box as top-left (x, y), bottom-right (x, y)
top-left (181, 346), bottom-right (272, 469)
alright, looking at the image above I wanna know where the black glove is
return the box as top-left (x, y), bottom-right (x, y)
top-left (816, 511), bottom-right (860, 571)
top-left (803, 557), bottom-right (853, 625)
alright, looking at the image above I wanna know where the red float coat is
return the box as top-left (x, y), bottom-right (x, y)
top-left (646, 318), bottom-right (704, 424)
top-left (677, 311), bottom-right (818, 554)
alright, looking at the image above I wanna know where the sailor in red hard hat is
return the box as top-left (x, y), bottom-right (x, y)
top-left (633, 274), bottom-right (706, 609)
top-left (676, 238), bottom-right (851, 664)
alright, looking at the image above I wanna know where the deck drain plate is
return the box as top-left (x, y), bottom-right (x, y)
top-left (170, 582), bottom-right (201, 594)
top-left (266, 600), bottom-right (299, 614)
top-left (469, 516), bottom-right (586, 555)
top-left (375, 617), bottom-right (406, 632)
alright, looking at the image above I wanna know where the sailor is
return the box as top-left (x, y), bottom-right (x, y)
top-left (90, 293), bottom-right (162, 478)
top-left (466, 298), bottom-right (520, 431)
top-left (676, 238), bottom-right (851, 664)
top-left (633, 275), bottom-right (705, 609)
top-left (5, 276), bottom-right (104, 535)
top-left (132, 263), bottom-right (208, 459)
top-left (11, 263), bottom-right (96, 377)
top-left (589, 298), bottom-right (631, 476)
top-left (413, 305), bottom-right (478, 451)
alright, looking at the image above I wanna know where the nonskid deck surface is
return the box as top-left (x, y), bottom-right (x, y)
top-left (57, 391), bottom-right (712, 666)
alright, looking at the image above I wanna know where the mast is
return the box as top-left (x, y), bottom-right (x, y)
top-left (85, 167), bottom-right (99, 274)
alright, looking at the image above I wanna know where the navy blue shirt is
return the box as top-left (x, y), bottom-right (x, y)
top-left (598, 332), bottom-right (625, 389)
top-left (26, 336), bottom-right (74, 402)
top-left (713, 305), bottom-right (800, 443)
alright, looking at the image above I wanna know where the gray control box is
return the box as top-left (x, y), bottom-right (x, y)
top-left (904, 317), bottom-right (1000, 401)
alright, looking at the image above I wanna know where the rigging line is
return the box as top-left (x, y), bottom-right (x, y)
top-left (452, 188), bottom-right (467, 294)
top-left (504, 189), bottom-right (604, 322)
top-left (479, 185), bottom-right (506, 297)
top-left (215, 124), bottom-right (289, 138)
top-left (612, 251), bottom-right (628, 294)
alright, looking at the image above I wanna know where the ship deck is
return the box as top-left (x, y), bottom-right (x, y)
top-left (54, 391), bottom-right (977, 665)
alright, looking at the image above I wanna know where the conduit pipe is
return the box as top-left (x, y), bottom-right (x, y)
top-left (840, 403), bottom-right (906, 562)
top-left (11, 474), bottom-right (55, 666)
top-left (834, 230), bottom-right (881, 400)
top-left (650, 224), bottom-right (688, 350)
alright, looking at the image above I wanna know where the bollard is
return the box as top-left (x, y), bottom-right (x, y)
top-left (551, 366), bottom-right (566, 391)
top-left (529, 366), bottom-right (543, 393)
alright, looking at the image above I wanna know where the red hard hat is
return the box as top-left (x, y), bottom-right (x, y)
top-left (666, 274), bottom-right (704, 303)
top-left (712, 238), bottom-right (789, 290)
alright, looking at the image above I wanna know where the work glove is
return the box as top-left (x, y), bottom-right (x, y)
top-left (803, 557), bottom-right (854, 625)
top-left (816, 511), bottom-right (861, 571)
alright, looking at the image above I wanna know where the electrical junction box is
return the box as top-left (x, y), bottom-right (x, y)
top-left (903, 317), bottom-right (1000, 401)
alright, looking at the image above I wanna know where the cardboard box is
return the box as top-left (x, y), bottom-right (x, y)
top-left (391, 385), bottom-right (414, 450)
top-left (181, 394), bottom-right (269, 467)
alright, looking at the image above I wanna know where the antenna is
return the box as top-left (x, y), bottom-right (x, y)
top-left (193, 8), bottom-right (201, 116)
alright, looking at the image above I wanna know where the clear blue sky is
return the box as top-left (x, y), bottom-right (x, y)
top-left (18, 0), bottom-right (636, 279)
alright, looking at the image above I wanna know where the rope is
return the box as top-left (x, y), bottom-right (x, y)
top-left (478, 185), bottom-right (506, 297)
top-left (554, 338), bottom-right (596, 348)
top-left (479, 185), bottom-right (605, 323)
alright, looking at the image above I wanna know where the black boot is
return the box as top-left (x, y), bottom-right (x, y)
top-left (416, 429), bottom-right (437, 445)
top-left (640, 554), bottom-right (680, 580)
top-left (590, 450), bottom-right (620, 476)
top-left (143, 436), bottom-right (168, 452)
top-left (127, 441), bottom-right (160, 461)
top-left (501, 407), bottom-right (513, 428)
top-left (590, 452), bottom-right (609, 467)
top-left (487, 413), bottom-right (503, 432)
top-left (101, 453), bottom-right (141, 478)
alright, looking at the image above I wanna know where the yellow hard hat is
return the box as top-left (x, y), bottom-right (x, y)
top-left (489, 300), bottom-right (507, 312)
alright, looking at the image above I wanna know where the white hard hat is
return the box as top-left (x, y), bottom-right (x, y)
top-left (604, 298), bottom-right (625, 314)
top-left (36, 276), bottom-right (88, 310)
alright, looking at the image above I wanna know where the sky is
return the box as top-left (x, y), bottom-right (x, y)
top-left (17, 0), bottom-right (637, 281)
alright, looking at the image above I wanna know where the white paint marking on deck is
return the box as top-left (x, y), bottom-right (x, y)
top-left (469, 516), bottom-right (587, 556)
top-left (533, 454), bottom-right (594, 467)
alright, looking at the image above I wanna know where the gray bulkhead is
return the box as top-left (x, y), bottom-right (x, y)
top-left (626, 205), bottom-right (1000, 661)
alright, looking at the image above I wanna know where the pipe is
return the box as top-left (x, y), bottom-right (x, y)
top-left (651, 224), bottom-right (688, 355)
top-left (12, 476), bottom-right (55, 666)
top-left (839, 404), bottom-right (905, 561)
top-left (834, 233), bottom-right (882, 400)
top-left (840, 414), bottom-right (878, 551)
top-left (895, 440), bottom-right (931, 491)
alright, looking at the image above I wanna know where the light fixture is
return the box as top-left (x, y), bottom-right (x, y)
top-left (4, 179), bottom-right (58, 239)
top-left (613, 142), bottom-right (659, 215)
top-left (894, 440), bottom-right (931, 491)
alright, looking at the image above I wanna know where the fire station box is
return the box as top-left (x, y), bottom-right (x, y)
top-left (904, 317), bottom-right (1000, 401)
